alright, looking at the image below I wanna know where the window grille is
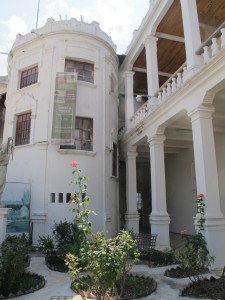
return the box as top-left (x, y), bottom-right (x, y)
top-left (20, 66), bottom-right (38, 88)
top-left (15, 112), bottom-right (31, 146)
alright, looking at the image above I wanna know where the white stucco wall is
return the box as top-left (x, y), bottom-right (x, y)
top-left (215, 132), bottom-right (225, 215)
top-left (4, 19), bottom-right (119, 244)
top-left (166, 148), bottom-right (196, 235)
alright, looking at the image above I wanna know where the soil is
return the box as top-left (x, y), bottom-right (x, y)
top-left (45, 255), bottom-right (68, 273)
top-left (0, 272), bottom-right (46, 299)
top-left (71, 274), bottom-right (157, 299)
top-left (181, 276), bottom-right (225, 299)
top-left (164, 266), bottom-right (208, 279)
top-left (140, 250), bottom-right (177, 267)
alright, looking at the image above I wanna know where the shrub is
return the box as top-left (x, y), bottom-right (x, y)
top-left (39, 221), bottom-right (86, 270)
top-left (175, 194), bottom-right (214, 274)
top-left (0, 234), bottom-right (30, 297)
top-left (66, 230), bottom-right (140, 300)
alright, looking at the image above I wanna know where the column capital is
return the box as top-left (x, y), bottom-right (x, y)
top-left (188, 104), bottom-right (215, 122)
top-left (147, 133), bottom-right (166, 146)
top-left (145, 35), bottom-right (158, 47)
top-left (124, 70), bottom-right (135, 79)
top-left (126, 149), bottom-right (138, 159)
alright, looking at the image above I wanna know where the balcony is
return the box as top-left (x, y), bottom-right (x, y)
top-left (119, 0), bottom-right (225, 137)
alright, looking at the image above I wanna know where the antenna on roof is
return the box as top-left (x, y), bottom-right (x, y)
top-left (80, 15), bottom-right (84, 22)
top-left (35, 0), bottom-right (40, 29)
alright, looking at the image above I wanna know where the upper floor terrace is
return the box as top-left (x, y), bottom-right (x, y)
top-left (119, 0), bottom-right (225, 138)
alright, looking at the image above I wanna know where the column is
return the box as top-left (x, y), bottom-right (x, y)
top-left (125, 148), bottom-right (139, 233)
top-left (180, 0), bottom-right (203, 73)
top-left (189, 105), bottom-right (225, 268)
top-left (145, 35), bottom-right (159, 110)
top-left (0, 208), bottom-right (11, 244)
top-left (148, 134), bottom-right (170, 249)
top-left (124, 71), bottom-right (135, 130)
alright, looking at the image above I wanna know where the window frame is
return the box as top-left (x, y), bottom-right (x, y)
top-left (65, 60), bottom-right (94, 83)
top-left (20, 65), bottom-right (38, 89)
top-left (74, 117), bottom-right (93, 151)
top-left (15, 112), bottom-right (31, 146)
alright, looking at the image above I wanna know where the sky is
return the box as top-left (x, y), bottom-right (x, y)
top-left (0, 0), bottom-right (150, 76)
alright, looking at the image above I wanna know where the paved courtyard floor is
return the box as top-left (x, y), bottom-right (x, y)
top-left (11, 256), bottom-right (217, 300)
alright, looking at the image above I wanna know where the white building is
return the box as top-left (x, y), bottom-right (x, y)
top-left (118, 0), bottom-right (225, 268)
top-left (3, 18), bottom-right (119, 244)
top-left (2, 0), bottom-right (225, 268)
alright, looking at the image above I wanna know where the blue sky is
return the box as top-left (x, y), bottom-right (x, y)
top-left (0, 0), bottom-right (150, 75)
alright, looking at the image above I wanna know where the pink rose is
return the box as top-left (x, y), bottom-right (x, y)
top-left (70, 161), bottom-right (79, 167)
top-left (197, 193), bottom-right (204, 199)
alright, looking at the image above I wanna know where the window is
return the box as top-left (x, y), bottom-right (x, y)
top-left (112, 143), bottom-right (117, 176)
top-left (20, 66), bottom-right (38, 88)
top-left (65, 60), bottom-right (94, 83)
top-left (58, 193), bottom-right (63, 203)
top-left (66, 193), bottom-right (71, 203)
top-left (50, 193), bottom-right (55, 203)
top-left (137, 193), bottom-right (142, 211)
top-left (75, 117), bottom-right (93, 151)
top-left (15, 112), bottom-right (31, 146)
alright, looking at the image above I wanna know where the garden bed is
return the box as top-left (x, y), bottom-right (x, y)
top-left (164, 266), bottom-right (208, 278)
top-left (139, 249), bottom-right (177, 268)
top-left (181, 276), bottom-right (225, 299)
top-left (0, 272), bottom-right (46, 299)
top-left (71, 273), bottom-right (157, 299)
top-left (45, 256), bottom-right (68, 273)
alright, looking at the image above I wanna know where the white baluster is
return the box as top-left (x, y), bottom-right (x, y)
top-left (171, 78), bottom-right (177, 92)
top-left (221, 28), bottom-right (225, 48)
top-left (203, 46), bottom-right (210, 63)
top-left (166, 83), bottom-right (172, 97)
top-left (182, 66), bottom-right (188, 82)
top-left (145, 102), bottom-right (148, 116)
top-left (212, 38), bottom-right (219, 56)
top-left (158, 91), bottom-right (162, 104)
top-left (141, 107), bottom-right (145, 118)
top-left (162, 87), bottom-right (167, 101)
top-left (177, 73), bottom-right (182, 87)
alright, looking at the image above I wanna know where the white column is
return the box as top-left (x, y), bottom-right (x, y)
top-left (124, 71), bottom-right (135, 130)
top-left (145, 35), bottom-right (159, 110)
top-left (0, 208), bottom-right (11, 244)
top-left (148, 134), bottom-right (170, 249)
top-left (125, 148), bottom-right (139, 233)
top-left (180, 0), bottom-right (203, 73)
top-left (189, 105), bottom-right (225, 268)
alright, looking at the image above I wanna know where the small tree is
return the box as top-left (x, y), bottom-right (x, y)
top-left (175, 194), bottom-right (214, 276)
top-left (65, 161), bottom-right (140, 299)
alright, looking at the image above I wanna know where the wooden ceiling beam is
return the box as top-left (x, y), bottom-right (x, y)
top-left (133, 67), bottom-right (172, 77)
top-left (155, 32), bottom-right (185, 43)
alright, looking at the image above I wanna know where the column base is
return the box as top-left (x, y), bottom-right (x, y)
top-left (150, 213), bottom-right (171, 250)
top-left (125, 212), bottom-right (139, 233)
top-left (200, 216), bottom-right (225, 269)
top-left (0, 208), bottom-right (11, 244)
top-left (31, 213), bottom-right (47, 245)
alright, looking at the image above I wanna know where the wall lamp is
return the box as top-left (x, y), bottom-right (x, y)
top-left (136, 94), bottom-right (151, 102)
